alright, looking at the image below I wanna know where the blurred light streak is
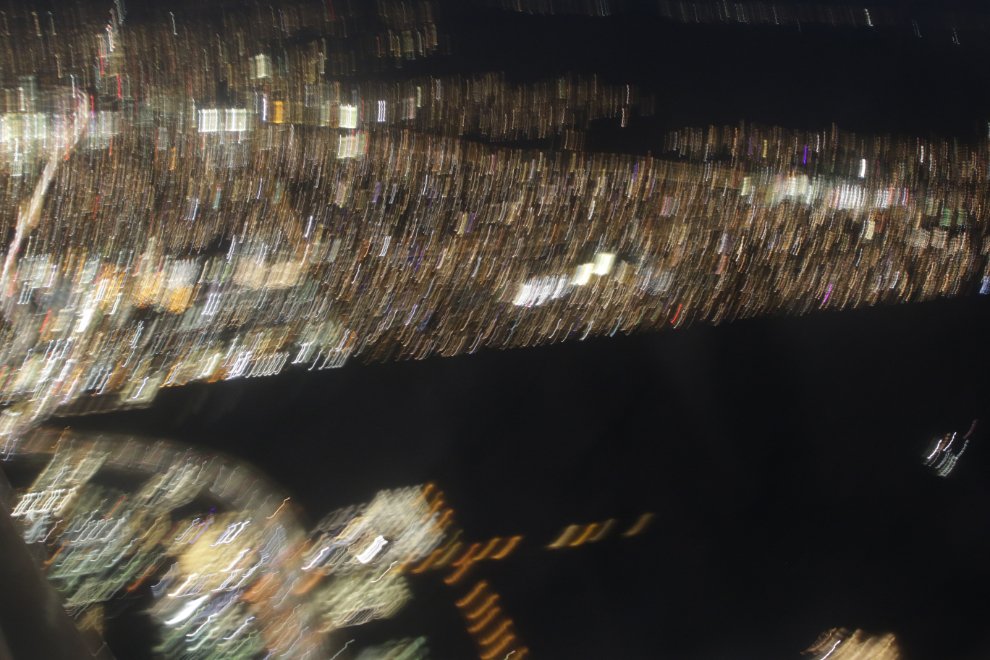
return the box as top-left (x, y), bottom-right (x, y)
top-left (622, 513), bottom-right (655, 537)
top-left (804, 628), bottom-right (901, 660)
top-left (924, 422), bottom-right (976, 476)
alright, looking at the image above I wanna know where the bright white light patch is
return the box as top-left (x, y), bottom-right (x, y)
top-left (593, 253), bottom-right (615, 275)
top-left (249, 54), bottom-right (270, 79)
top-left (513, 275), bottom-right (572, 307)
top-left (164, 595), bottom-right (209, 626)
top-left (355, 535), bottom-right (388, 564)
top-left (198, 109), bottom-right (247, 133)
top-left (572, 263), bottom-right (594, 286)
top-left (339, 105), bottom-right (358, 129)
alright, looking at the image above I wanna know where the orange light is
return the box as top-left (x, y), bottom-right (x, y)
top-left (491, 536), bottom-right (522, 559)
top-left (455, 581), bottom-right (488, 609)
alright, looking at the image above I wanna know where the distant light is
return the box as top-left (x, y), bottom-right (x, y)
top-left (198, 109), bottom-right (219, 133)
top-left (571, 263), bottom-right (593, 286)
top-left (339, 105), bottom-right (358, 129)
top-left (513, 275), bottom-right (571, 307)
top-left (225, 109), bottom-right (247, 132)
top-left (198, 109), bottom-right (248, 133)
top-left (592, 253), bottom-right (615, 276)
top-left (337, 132), bottom-right (367, 159)
top-left (249, 54), bottom-right (270, 80)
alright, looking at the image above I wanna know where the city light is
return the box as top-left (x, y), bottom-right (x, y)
top-left (5, 428), bottom-right (445, 660)
top-left (0, 2), bottom-right (982, 449)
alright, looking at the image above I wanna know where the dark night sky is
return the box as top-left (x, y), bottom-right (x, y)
top-left (47, 1), bottom-right (990, 659)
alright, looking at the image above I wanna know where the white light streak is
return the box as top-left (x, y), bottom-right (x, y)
top-left (163, 595), bottom-right (209, 625)
top-left (223, 616), bottom-right (255, 641)
top-left (328, 639), bottom-right (354, 660)
top-left (302, 545), bottom-right (330, 570)
top-left (371, 561), bottom-right (398, 582)
top-left (355, 535), bottom-right (388, 564)
top-left (821, 639), bottom-right (842, 660)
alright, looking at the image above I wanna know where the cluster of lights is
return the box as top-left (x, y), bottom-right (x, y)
top-left (0, 1), bottom-right (980, 446)
top-left (804, 628), bottom-right (901, 660)
top-left (6, 429), bottom-right (442, 659)
top-left (456, 581), bottom-right (529, 660)
top-left (496, 0), bottom-right (987, 44)
top-left (923, 421), bottom-right (976, 477)
top-left (0, 100), bottom-right (983, 446)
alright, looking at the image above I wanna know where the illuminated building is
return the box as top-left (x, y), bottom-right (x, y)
top-left (0, 0), bottom-right (985, 448)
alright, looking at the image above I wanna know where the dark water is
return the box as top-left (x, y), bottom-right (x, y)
top-left (48, 2), bottom-right (990, 658)
top-left (61, 294), bottom-right (990, 660)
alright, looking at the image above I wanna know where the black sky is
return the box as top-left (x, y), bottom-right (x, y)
top-left (50, 2), bottom-right (990, 659)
